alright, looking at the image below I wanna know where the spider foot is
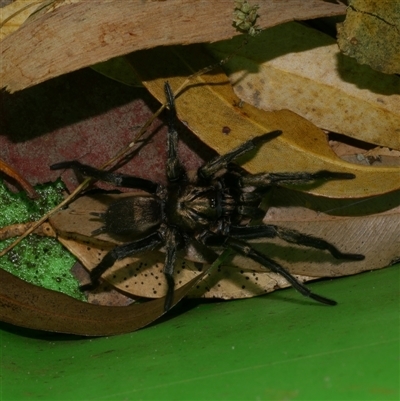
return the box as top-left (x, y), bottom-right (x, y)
top-left (163, 271), bottom-right (176, 312)
top-left (308, 291), bottom-right (337, 306)
top-left (252, 129), bottom-right (282, 146)
top-left (79, 279), bottom-right (100, 292)
top-left (329, 248), bottom-right (365, 261)
top-left (50, 161), bottom-right (80, 170)
top-left (312, 171), bottom-right (356, 181)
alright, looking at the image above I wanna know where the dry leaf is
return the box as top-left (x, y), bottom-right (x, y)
top-left (0, 266), bottom-right (210, 335)
top-left (0, 0), bottom-right (41, 41)
top-left (259, 190), bottom-right (400, 278)
top-left (337, 0), bottom-right (400, 74)
top-left (0, 0), bottom-right (347, 92)
top-left (49, 193), bottom-right (309, 301)
top-left (190, 268), bottom-right (315, 300)
top-left (330, 137), bottom-right (400, 167)
top-left (192, 189), bottom-right (400, 299)
top-left (3, 186), bottom-right (397, 303)
top-left (47, 183), bottom-right (399, 302)
top-left (207, 22), bottom-right (400, 150)
top-left (127, 44), bottom-right (400, 198)
top-left (0, 158), bottom-right (39, 198)
top-left (48, 193), bottom-right (208, 299)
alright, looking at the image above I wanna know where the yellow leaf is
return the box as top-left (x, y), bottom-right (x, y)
top-left (207, 22), bottom-right (400, 150)
top-left (127, 45), bottom-right (400, 198)
top-left (0, 0), bottom-right (41, 41)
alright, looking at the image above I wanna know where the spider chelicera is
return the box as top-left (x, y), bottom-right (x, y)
top-left (51, 83), bottom-right (364, 311)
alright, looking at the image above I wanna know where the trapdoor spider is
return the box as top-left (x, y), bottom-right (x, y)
top-left (51, 83), bottom-right (364, 311)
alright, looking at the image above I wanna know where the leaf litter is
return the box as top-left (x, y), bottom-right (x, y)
top-left (1, 1), bottom-right (399, 334)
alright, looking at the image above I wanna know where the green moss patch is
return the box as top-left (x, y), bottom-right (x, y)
top-left (0, 179), bottom-right (85, 301)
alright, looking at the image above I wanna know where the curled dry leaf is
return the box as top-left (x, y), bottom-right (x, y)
top-left (127, 45), bottom-right (400, 198)
top-left (337, 0), bottom-right (400, 75)
top-left (0, 266), bottom-right (210, 336)
top-left (207, 22), bottom-right (400, 150)
top-left (0, 0), bottom-right (347, 92)
top-left (0, 158), bottom-right (39, 198)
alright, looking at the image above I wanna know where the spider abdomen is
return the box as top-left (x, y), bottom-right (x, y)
top-left (102, 195), bottom-right (162, 237)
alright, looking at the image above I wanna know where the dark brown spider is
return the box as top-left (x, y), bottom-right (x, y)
top-left (51, 83), bottom-right (364, 311)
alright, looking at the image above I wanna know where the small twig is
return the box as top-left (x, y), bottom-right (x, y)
top-left (0, 38), bottom-right (251, 257)
top-left (100, 104), bottom-right (166, 169)
top-left (0, 221), bottom-right (55, 241)
top-left (0, 179), bottom-right (88, 257)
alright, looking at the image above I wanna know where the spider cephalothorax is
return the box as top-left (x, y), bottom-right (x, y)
top-left (51, 83), bottom-right (364, 311)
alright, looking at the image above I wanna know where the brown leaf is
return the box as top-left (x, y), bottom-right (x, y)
top-left (207, 22), bottom-right (400, 150)
top-left (330, 136), bottom-right (400, 167)
top-left (127, 45), bottom-right (400, 197)
top-left (48, 188), bottom-right (399, 301)
top-left (0, 0), bottom-right (347, 93)
top-left (337, 0), bottom-right (400, 74)
top-left (0, 261), bottom-right (209, 335)
top-left (0, 158), bottom-right (39, 198)
top-left (254, 189), bottom-right (400, 278)
top-left (49, 193), bottom-right (207, 300)
top-left (189, 267), bottom-right (315, 300)
top-left (189, 188), bottom-right (399, 299)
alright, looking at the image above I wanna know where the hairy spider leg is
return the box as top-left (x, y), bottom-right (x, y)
top-left (163, 227), bottom-right (184, 311)
top-left (241, 170), bottom-right (356, 187)
top-left (200, 232), bottom-right (337, 305)
top-left (164, 82), bottom-right (186, 182)
top-left (229, 225), bottom-right (365, 260)
top-left (80, 232), bottom-right (163, 291)
top-left (50, 161), bottom-right (160, 194)
top-left (198, 130), bottom-right (282, 179)
top-left (161, 82), bottom-right (190, 310)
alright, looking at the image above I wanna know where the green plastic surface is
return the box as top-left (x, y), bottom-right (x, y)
top-left (1, 266), bottom-right (399, 401)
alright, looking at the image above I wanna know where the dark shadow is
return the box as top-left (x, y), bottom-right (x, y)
top-left (336, 52), bottom-right (400, 96)
top-left (269, 186), bottom-right (400, 216)
top-left (0, 321), bottom-right (87, 341)
top-left (0, 67), bottom-right (157, 143)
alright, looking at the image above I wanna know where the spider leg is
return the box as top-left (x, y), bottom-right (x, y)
top-left (164, 82), bottom-right (186, 182)
top-left (199, 130), bottom-right (282, 179)
top-left (241, 170), bottom-right (356, 187)
top-left (80, 232), bottom-right (163, 291)
top-left (163, 227), bottom-right (183, 311)
top-left (229, 225), bottom-right (365, 260)
top-left (50, 161), bottom-right (159, 194)
top-left (199, 232), bottom-right (337, 305)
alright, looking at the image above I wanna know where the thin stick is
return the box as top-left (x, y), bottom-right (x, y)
top-left (0, 179), bottom-right (88, 256)
top-left (0, 38), bottom-right (250, 257)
